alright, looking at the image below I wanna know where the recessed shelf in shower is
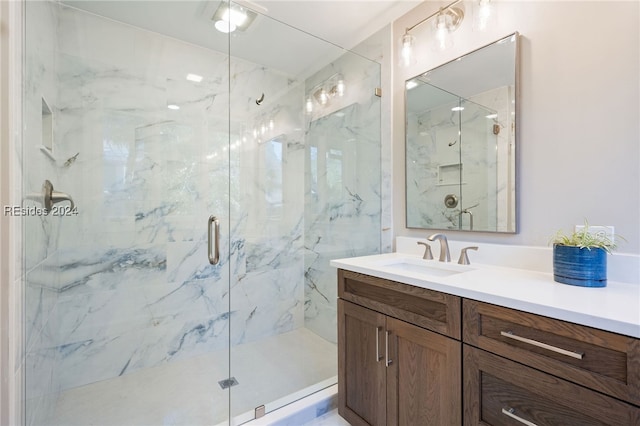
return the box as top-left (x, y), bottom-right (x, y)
top-left (437, 163), bottom-right (464, 186)
top-left (40, 97), bottom-right (54, 159)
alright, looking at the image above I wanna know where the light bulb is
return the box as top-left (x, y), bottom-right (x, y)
top-left (400, 32), bottom-right (415, 67)
top-left (336, 79), bottom-right (345, 97)
top-left (318, 88), bottom-right (328, 105)
top-left (223, 7), bottom-right (248, 27)
top-left (215, 20), bottom-right (236, 33)
top-left (474, 0), bottom-right (492, 32)
top-left (434, 13), bottom-right (452, 51)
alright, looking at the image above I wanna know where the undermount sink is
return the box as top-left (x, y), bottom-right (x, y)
top-left (377, 257), bottom-right (473, 278)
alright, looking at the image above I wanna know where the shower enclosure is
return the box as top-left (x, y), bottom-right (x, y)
top-left (22, 1), bottom-right (381, 424)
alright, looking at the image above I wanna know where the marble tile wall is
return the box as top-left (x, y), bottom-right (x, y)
top-left (302, 52), bottom-right (382, 342)
top-left (22, 0), bottom-right (381, 402)
top-left (23, 2), bottom-right (62, 424)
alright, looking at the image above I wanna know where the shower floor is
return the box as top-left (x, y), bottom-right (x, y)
top-left (52, 328), bottom-right (337, 426)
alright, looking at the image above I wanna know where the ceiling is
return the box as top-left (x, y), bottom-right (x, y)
top-left (61, 0), bottom-right (421, 76)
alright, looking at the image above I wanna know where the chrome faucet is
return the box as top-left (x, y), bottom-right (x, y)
top-left (427, 233), bottom-right (450, 262)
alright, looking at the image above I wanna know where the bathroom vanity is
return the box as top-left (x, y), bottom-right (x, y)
top-left (332, 253), bottom-right (640, 425)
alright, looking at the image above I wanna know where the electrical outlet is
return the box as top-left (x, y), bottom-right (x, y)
top-left (575, 225), bottom-right (615, 244)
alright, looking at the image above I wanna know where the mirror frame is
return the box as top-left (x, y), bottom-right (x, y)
top-left (404, 32), bottom-right (520, 234)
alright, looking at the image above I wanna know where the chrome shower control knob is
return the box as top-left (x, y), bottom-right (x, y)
top-left (444, 194), bottom-right (458, 208)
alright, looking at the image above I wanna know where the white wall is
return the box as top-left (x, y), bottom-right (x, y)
top-left (393, 1), bottom-right (640, 254)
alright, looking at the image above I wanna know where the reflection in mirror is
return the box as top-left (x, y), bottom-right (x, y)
top-left (405, 32), bottom-right (519, 233)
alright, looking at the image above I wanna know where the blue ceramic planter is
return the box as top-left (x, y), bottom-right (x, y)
top-left (553, 244), bottom-right (607, 287)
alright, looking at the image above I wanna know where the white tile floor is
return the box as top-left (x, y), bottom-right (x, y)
top-left (52, 328), bottom-right (337, 425)
top-left (303, 410), bottom-right (350, 425)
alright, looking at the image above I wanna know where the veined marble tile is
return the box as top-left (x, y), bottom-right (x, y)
top-left (23, 0), bottom-right (384, 403)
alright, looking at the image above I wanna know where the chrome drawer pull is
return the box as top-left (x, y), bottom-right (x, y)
top-left (502, 408), bottom-right (538, 426)
top-left (500, 331), bottom-right (584, 360)
top-left (385, 330), bottom-right (392, 366)
top-left (375, 326), bottom-right (383, 362)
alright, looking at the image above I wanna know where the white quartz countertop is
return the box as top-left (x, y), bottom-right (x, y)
top-left (330, 252), bottom-right (640, 338)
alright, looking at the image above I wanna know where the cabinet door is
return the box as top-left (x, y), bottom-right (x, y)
top-left (338, 299), bottom-right (387, 426)
top-left (386, 316), bottom-right (461, 426)
top-left (463, 345), bottom-right (640, 426)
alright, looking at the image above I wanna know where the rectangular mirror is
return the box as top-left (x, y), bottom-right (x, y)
top-left (405, 32), bottom-right (519, 233)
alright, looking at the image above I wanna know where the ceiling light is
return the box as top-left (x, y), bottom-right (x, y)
top-left (215, 20), bottom-right (236, 33)
top-left (212, 3), bottom-right (258, 33)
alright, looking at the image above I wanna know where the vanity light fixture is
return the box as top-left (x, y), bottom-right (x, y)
top-left (400, 0), bottom-right (487, 67)
top-left (307, 74), bottom-right (346, 112)
top-left (212, 2), bottom-right (257, 33)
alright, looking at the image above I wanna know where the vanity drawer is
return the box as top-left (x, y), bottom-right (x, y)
top-left (338, 269), bottom-right (461, 339)
top-left (463, 299), bottom-right (640, 405)
top-left (463, 345), bottom-right (640, 426)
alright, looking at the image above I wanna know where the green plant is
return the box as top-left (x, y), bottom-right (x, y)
top-left (550, 221), bottom-right (621, 254)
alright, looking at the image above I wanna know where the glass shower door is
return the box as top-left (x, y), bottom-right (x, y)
top-left (22, 1), bottom-right (232, 425)
top-left (227, 3), bottom-right (382, 422)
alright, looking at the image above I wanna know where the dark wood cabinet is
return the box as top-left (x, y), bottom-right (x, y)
top-left (463, 300), bottom-right (640, 425)
top-left (463, 299), bottom-right (640, 406)
top-left (337, 269), bottom-right (640, 426)
top-left (338, 270), bottom-right (461, 426)
top-left (463, 345), bottom-right (640, 426)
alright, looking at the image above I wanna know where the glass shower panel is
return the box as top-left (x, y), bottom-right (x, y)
top-left (459, 98), bottom-right (498, 231)
top-left (228, 4), bottom-right (381, 421)
top-left (23, 1), bottom-right (231, 425)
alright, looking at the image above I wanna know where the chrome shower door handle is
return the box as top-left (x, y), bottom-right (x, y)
top-left (208, 215), bottom-right (220, 265)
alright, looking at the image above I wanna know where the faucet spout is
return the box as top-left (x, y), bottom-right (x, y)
top-left (427, 233), bottom-right (451, 262)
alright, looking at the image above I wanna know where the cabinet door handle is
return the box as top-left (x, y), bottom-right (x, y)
top-left (375, 326), bottom-right (383, 362)
top-left (501, 408), bottom-right (538, 426)
top-left (500, 331), bottom-right (584, 360)
top-left (385, 330), bottom-right (392, 366)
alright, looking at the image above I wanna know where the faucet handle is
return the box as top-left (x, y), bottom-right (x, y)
top-left (458, 246), bottom-right (478, 265)
top-left (417, 242), bottom-right (433, 260)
